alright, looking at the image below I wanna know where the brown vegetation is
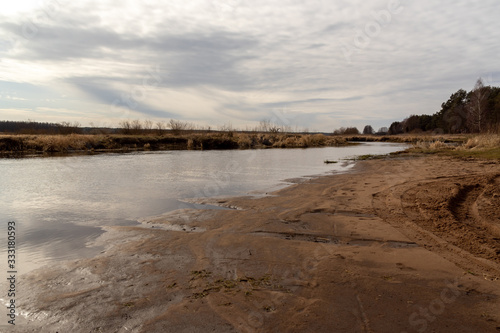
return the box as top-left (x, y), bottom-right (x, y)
top-left (2, 117), bottom-right (497, 159)
top-left (407, 134), bottom-right (500, 159)
top-left (0, 134), bottom-right (188, 155)
top-left (341, 133), bottom-right (467, 144)
top-left (0, 132), bottom-right (350, 156)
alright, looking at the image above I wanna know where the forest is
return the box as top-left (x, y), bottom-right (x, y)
top-left (0, 120), bottom-right (84, 134)
top-left (388, 79), bottom-right (500, 135)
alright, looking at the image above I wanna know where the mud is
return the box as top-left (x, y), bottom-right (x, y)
top-left (6, 155), bottom-right (500, 332)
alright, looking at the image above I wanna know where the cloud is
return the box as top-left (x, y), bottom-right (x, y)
top-left (0, 0), bottom-right (499, 130)
top-left (65, 76), bottom-right (178, 119)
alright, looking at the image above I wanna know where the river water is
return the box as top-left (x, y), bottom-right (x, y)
top-left (0, 142), bottom-right (407, 273)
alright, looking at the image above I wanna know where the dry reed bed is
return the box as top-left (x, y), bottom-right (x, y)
top-left (460, 134), bottom-right (500, 149)
top-left (409, 134), bottom-right (500, 160)
top-left (0, 132), bottom-right (350, 154)
top-left (343, 134), bottom-right (467, 143)
top-left (3, 132), bottom-right (495, 156)
top-left (412, 134), bottom-right (500, 150)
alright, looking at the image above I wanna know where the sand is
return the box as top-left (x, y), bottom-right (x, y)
top-left (7, 154), bottom-right (500, 332)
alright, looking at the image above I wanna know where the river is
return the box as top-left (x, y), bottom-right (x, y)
top-left (0, 142), bottom-right (407, 273)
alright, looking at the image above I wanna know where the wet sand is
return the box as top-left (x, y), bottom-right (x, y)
top-left (9, 154), bottom-right (500, 332)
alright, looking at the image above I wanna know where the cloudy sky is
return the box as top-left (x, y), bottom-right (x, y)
top-left (0, 0), bottom-right (499, 131)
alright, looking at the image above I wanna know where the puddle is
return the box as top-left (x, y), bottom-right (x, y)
top-left (252, 231), bottom-right (418, 248)
top-left (137, 223), bottom-right (206, 232)
top-left (333, 211), bottom-right (378, 218)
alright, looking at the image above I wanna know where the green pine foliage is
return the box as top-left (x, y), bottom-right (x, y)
top-left (389, 79), bottom-right (500, 134)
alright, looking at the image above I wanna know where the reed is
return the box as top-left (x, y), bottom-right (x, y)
top-left (0, 132), bottom-right (351, 155)
top-left (406, 134), bottom-right (500, 159)
top-left (344, 134), bottom-right (467, 144)
top-left (461, 134), bottom-right (500, 149)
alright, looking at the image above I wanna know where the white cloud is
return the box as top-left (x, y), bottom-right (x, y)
top-left (0, 0), bottom-right (499, 130)
top-left (0, 0), bottom-right (41, 15)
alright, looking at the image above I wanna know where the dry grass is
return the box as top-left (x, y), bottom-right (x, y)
top-left (185, 132), bottom-right (347, 149)
top-left (407, 134), bottom-right (500, 159)
top-left (0, 132), bottom-right (351, 155)
top-left (460, 134), bottom-right (500, 149)
top-left (413, 140), bottom-right (451, 150)
top-left (452, 134), bottom-right (500, 159)
top-left (0, 134), bottom-right (109, 153)
top-left (3, 132), bottom-right (497, 159)
top-left (429, 141), bottom-right (449, 149)
top-left (343, 134), bottom-right (468, 144)
top-left (25, 134), bottom-right (106, 152)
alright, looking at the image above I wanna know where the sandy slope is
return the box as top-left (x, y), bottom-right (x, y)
top-left (7, 155), bottom-right (500, 332)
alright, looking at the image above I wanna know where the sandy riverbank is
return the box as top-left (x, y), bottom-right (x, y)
top-left (8, 154), bottom-right (500, 332)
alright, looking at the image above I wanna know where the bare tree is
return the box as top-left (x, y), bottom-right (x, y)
top-left (119, 120), bottom-right (132, 134)
top-left (466, 78), bottom-right (488, 133)
top-left (333, 127), bottom-right (345, 135)
top-left (376, 127), bottom-right (388, 135)
top-left (362, 125), bottom-right (374, 135)
top-left (57, 121), bottom-right (81, 134)
top-left (143, 119), bottom-right (153, 132)
top-left (333, 127), bottom-right (359, 135)
top-left (131, 119), bottom-right (143, 134)
top-left (168, 119), bottom-right (189, 135)
top-left (218, 122), bottom-right (234, 132)
top-left (155, 121), bottom-right (167, 135)
top-left (258, 120), bottom-right (270, 132)
top-left (258, 119), bottom-right (290, 133)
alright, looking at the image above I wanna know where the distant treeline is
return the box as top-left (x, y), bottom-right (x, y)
top-left (0, 120), bottom-right (84, 134)
top-left (0, 120), bottom-right (118, 135)
top-left (388, 79), bottom-right (500, 134)
top-left (3, 79), bottom-right (500, 137)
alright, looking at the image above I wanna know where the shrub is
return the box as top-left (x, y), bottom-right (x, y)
top-left (462, 134), bottom-right (500, 149)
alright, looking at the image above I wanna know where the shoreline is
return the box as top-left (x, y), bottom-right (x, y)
top-left (0, 144), bottom-right (395, 280)
top-left (6, 154), bottom-right (500, 332)
top-left (0, 133), bottom-right (351, 157)
top-left (0, 133), bottom-right (468, 158)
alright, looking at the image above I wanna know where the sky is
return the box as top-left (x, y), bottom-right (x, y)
top-left (0, 0), bottom-right (499, 132)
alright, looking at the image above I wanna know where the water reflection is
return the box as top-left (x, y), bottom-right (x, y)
top-left (0, 143), bottom-right (407, 273)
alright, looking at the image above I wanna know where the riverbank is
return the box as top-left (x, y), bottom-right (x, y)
top-left (0, 132), bottom-right (349, 156)
top-left (0, 132), bottom-right (470, 156)
top-left (8, 153), bottom-right (500, 332)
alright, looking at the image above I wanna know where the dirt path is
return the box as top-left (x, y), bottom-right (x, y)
top-left (7, 155), bottom-right (500, 332)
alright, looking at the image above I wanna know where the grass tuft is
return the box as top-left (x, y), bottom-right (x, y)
top-left (407, 134), bottom-right (500, 160)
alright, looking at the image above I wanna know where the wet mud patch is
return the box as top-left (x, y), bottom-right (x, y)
top-left (252, 230), bottom-right (418, 248)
